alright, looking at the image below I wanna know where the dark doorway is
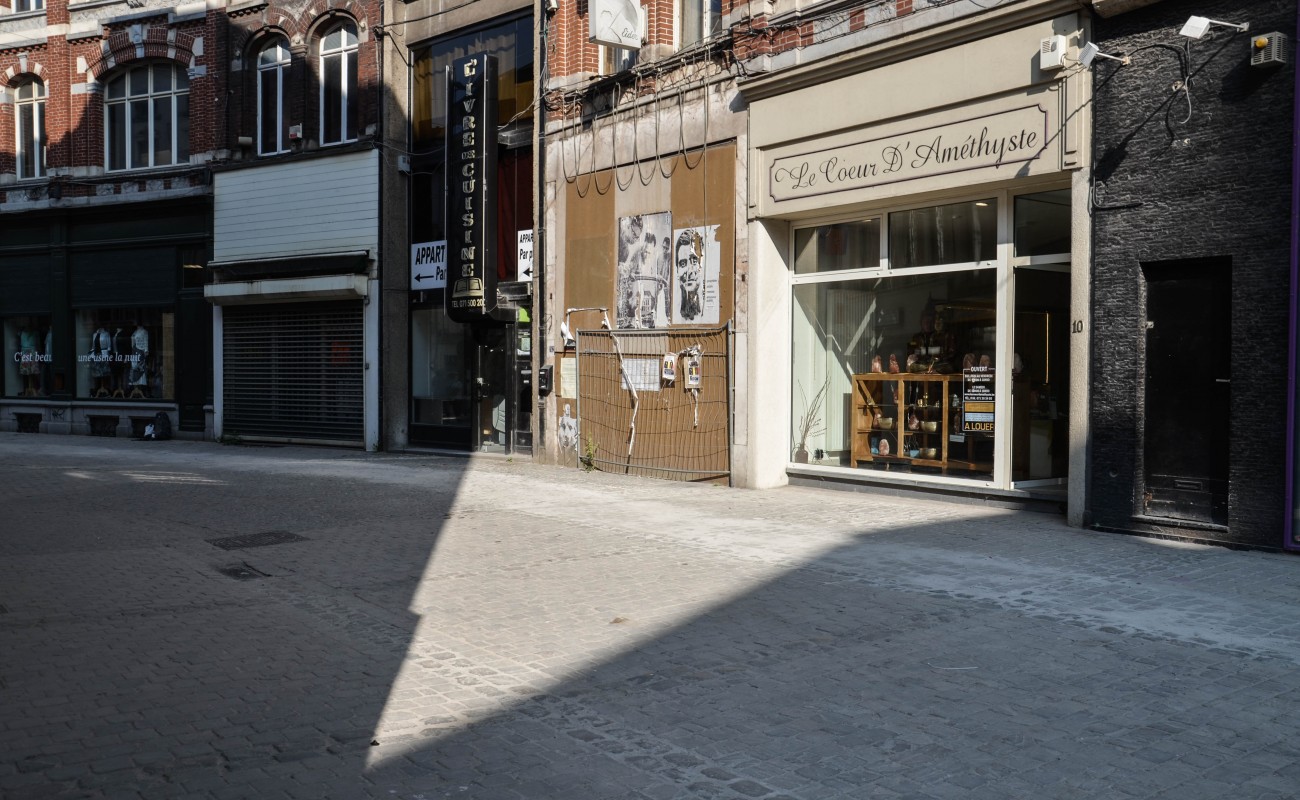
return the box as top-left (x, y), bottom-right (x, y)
top-left (410, 304), bottom-right (521, 454)
top-left (471, 323), bottom-right (512, 453)
top-left (1141, 258), bottom-right (1230, 525)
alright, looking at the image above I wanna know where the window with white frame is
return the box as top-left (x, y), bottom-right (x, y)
top-left (319, 21), bottom-right (358, 145)
top-left (257, 38), bottom-right (291, 155)
top-left (15, 78), bottom-right (46, 180)
top-left (599, 44), bottom-right (636, 76)
top-left (14, 0), bottom-right (46, 12)
top-left (105, 64), bottom-right (190, 171)
top-left (678, 0), bottom-right (721, 48)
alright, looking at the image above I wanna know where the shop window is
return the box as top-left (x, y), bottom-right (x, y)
top-left (105, 64), bottom-right (190, 171)
top-left (319, 21), bottom-right (358, 146)
top-left (76, 309), bottom-right (173, 400)
top-left (411, 306), bottom-right (470, 427)
top-left (1014, 189), bottom-right (1070, 258)
top-left (257, 37), bottom-right (291, 156)
top-left (4, 315), bottom-right (52, 397)
top-left (679, 0), bottom-right (721, 47)
top-left (888, 199), bottom-right (996, 269)
top-left (794, 220), bottom-right (880, 274)
top-left (791, 270), bottom-right (996, 479)
top-left (15, 78), bottom-right (46, 180)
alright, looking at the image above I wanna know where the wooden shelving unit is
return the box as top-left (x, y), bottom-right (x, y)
top-left (849, 372), bottom-right (992, 473)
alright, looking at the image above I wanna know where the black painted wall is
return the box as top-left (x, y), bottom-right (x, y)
top-left (1088, 0), bottom-right (1296, 546)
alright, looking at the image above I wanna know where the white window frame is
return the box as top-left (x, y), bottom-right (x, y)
top-left (14, 78), bottom-right (46, 180)
top-left (13, 0), bottom-right (46, 13)
top-left (677, 0), bottom-right (721, 49)
top-left (599, 44), bottom-right (636, 76)
top-left (103, 64), bottom-right (190, 172)
top-left (788, 186), bottom-right (1072, 491)
top-left (319, 21), bottom-right (358, 146)
top-left (257, 38), bottom-right (291, 156)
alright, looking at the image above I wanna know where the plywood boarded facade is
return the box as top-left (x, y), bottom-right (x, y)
top-left (556, 144), bottom-right (737, 475)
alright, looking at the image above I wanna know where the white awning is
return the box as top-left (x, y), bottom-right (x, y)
top-left (204, 274), bottom-right (369, 306)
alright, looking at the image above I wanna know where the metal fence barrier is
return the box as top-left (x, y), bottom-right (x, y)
top-left (575, 325), bottom-right (731, 484)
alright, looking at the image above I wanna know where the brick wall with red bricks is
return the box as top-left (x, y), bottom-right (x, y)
top-left (545, 0), bottom-right (922, 82)
top-left (0, 0), bottom-right (382, 205)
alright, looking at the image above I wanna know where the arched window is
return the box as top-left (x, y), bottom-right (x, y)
top-left (14, 78), bottom-right (46, 180)
top-left (257, 38), bottom-right (291, 155)
top-left (319, 21), bottom-right (358, 145)
top-left (105, 63), bottom-right (190, 171)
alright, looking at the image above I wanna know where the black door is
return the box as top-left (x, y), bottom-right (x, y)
top-left (1142, 259), bottom-right (1230, 524)
top-left (471, 324), bottom-right (512, 452)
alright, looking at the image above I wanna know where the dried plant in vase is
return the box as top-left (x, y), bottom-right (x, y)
top-left (793, 378), bottom-right (830, 463)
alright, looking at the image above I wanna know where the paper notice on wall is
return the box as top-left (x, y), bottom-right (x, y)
top-left (685, 355), bottom-right (702, 388)
top-left (661, 354), bottom-right (677, 383)
top-left (620, 358), bottom-right (661, 392)
top-left (559, 356), bottom-right (578, 399)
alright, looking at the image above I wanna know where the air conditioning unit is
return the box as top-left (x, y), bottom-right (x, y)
top-left (288, 124), bottom-right (303, 141)
top-left (1251, 32), bottom-right (1289, 68)
top-left (1040, 35), bottom-right (1067, 70)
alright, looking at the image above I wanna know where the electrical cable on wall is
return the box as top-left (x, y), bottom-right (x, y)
top-left (600, 315), bottom-right (642, 465)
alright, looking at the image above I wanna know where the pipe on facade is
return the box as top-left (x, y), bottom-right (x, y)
top-left (1286, 6), bottom-right (1300, 551)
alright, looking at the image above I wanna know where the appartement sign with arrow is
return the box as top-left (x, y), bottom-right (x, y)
top-left (518, 229), bottom-right (534, 282)
top-left (410, 240), bottom-right (447, 290)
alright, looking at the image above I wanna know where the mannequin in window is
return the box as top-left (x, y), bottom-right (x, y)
top-left (17, 326), bottom-right (40, 396)
top-left (907, 299), bottom-right (955, 373)
top-left (42, 327), bottom-right (53, 396)
top-left (111, 324), bottom-right (132, 397)
top-left (128, 322), bottom-right (149, 398)
top-left (89, 323), bottom-right (113, 397)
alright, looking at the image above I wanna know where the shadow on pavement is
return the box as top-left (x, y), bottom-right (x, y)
top-left (2, 437), bottom-right (1296, 800)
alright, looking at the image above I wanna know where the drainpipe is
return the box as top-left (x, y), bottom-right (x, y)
top-left (1286, 5), bottom-right (1300, 551)
top-left (534, 0), bottom-right (549, 454)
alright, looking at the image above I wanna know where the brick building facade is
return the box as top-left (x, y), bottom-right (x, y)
top-left (0, 0), bottom-right (384, 444)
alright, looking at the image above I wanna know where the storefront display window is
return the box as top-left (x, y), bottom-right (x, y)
top-left (1014, 190), bottom-right (1070, 258)
top-left (794, 220), bottom-right (880, 274)
top-left (4, 315), bottom-right (52, 397)
top-left (791, 188), bottom-right (1071, 489)
top-left (889, 199), bottom-right (996, 269)
top-left (75, 309), bottom-right (173, 399)
top-left (792, 270), bottom-right (997, 479)
top-left (411, 306), bottom-right (470, 427)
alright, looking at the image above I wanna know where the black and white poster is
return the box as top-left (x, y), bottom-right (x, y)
top-left (615, 213), bottom-right (673, 329)
top-left (671, 224), bottom-right (720, 325)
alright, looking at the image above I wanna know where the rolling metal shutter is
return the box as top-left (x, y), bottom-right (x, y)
top-left (222, 301), bottom-right (364, 443)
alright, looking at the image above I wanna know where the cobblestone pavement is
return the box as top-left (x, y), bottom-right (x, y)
top-left (3, 434), bottom-right (1300, 800)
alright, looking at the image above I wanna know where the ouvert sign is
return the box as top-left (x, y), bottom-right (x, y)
top-left (769, 106), bottom-right (1048, 203)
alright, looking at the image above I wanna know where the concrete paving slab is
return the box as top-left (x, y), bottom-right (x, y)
top-left (1, 433), bottom-right (1299, 798)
